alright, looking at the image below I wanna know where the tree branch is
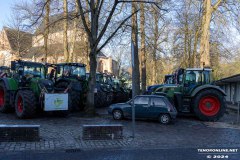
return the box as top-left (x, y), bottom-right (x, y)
top-left (97, 9), bottom-right (140, 52)
top-left (29, 0), bottom-right (49, 27)
top-left (77, 0), bottom-right (92, 39)
top-left (94, 0), bottom-right (118, 50)
top-left (97, 0), bottom-right (104, 16)
top-left (118, 0), bottom-right (168, 11)
top-left (212, 0), bottom-right (222, 12)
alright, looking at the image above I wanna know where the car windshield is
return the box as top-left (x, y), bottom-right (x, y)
top-left (23, 65), bottom-right (45, 78)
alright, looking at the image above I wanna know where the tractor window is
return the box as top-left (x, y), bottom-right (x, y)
top-left (96, 74), bottom-right (104, 83)
top-left (23, 66), bottom-right (45, 78)
top-left (203, 70), bottom-right (212, 84)
top-left (185, 71), bottom-right (201, 85)
top-left (71, 66), bottom-right (86, 77)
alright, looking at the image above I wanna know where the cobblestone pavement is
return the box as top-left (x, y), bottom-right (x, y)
top-left (0, 108), bottom-right (239, 152)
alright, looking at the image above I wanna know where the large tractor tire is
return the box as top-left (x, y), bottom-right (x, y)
top-left (15, 90), bottom-right (37, 119)
top-left (0, 82), bottom-right (11, 113)
top-left (193, 89), bottom-right (226, 121)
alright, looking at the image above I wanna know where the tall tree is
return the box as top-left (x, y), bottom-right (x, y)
top-left (199, 0), bottom-right (222, 67)
top-left (77, 0), bottom-right (141, 114)
top-left (44, 0), bottom-right (50, 62)
top-left (140, 3), bottom-right (146, 94)
top-left (63, 0), bottom-right (69, 62)
top-left (69, 0), bottom-right (79, 62)
top-left (152, 7), bottom-right (159, 84)
top-left (131, 2), bottom-right (140, 97)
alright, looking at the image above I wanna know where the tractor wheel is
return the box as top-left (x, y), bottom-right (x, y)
top-left (15, 90), bottom-right (37, 119)
top-left (193, 89), bottom-right (226, 121)
top-left (0, 82), bottom-right (11, 113)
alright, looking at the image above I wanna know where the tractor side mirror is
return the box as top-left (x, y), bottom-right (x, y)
top-left (11, 61), bottom-right (16, 70)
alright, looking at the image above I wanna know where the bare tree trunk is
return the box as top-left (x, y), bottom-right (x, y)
top-left (63, 0), bottom-right (69, 62)
top-left (69, 0), bottom-right (79, 62)
top-left (187, 28), bottom-right (192, 68)
top-left (86, 49), bottom-right (97, 114)
top-left (131, 2), bottom-right (140, 97)
top-left (44, 0), bottom-right (50, 63)
top-left (152, 7), bottom-right (158, 84)
top-left (192, 28), bottom-right (199, 67)
top-left (199, 0), bottom-right (211, 67)
top-left (183, 13), bottom-right (188, 68)
top-left (140, 3), bottom-right (146, 94)
top-left (199, 0), bottom-right (222, 67)
top-left (85, 0), bottom-right (98, 115)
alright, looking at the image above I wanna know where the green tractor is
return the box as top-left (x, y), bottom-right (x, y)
top-left (52, 63), bottom-right (88, 111)
top-left (0, 60), bottom-right (69, 118)
top-left (153, 68), bottom-right (226, 121)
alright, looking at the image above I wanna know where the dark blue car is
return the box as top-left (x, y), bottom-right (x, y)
top-left (108, 95), bottom-right (177, 124)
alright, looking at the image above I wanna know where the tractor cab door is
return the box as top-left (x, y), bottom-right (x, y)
top-left (182, 70), bottom-right (202, 96)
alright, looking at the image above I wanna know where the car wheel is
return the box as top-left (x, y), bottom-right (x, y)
top-left (113, 110), bottom-right (123, 120)
top-left (159, 114), bottom-right (170, 124)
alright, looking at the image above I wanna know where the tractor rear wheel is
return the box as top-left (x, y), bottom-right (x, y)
top-left (0, 82), bottom-right (11, 113)
top-left (193, 89), bottom-right (226, 121)
top-left (15, 90), bottom-right (37, 119)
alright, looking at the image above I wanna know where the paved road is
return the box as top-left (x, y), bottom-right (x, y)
top-left (0, 109), bottom-right (239, 151)
top-left (0, 148), bottom-right (239, 160)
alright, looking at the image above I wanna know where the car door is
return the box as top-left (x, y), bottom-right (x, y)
top-left (133, 96), bottom-right (150, 118)
top-left (148, 97), bottom-right (168, 118)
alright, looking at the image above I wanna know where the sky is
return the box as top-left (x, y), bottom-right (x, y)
top-left (0, 0), bottom-right (19, 29)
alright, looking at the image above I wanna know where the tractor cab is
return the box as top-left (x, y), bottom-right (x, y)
top-left (11, 60), bottom-right (47, 87)
top-left (177, 68), bottom-right (213, 95)
top-left (55, 63), bottom-right (86, 81)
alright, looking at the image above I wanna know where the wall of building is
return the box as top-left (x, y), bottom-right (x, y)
top-left (220, 82), bottom-right (240, 104)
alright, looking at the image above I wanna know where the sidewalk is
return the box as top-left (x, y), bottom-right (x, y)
top-left (0, 109), bottom-right (239, 152)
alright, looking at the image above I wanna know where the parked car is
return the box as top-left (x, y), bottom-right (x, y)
top-left (108, 95), bottom-right (177, 124)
